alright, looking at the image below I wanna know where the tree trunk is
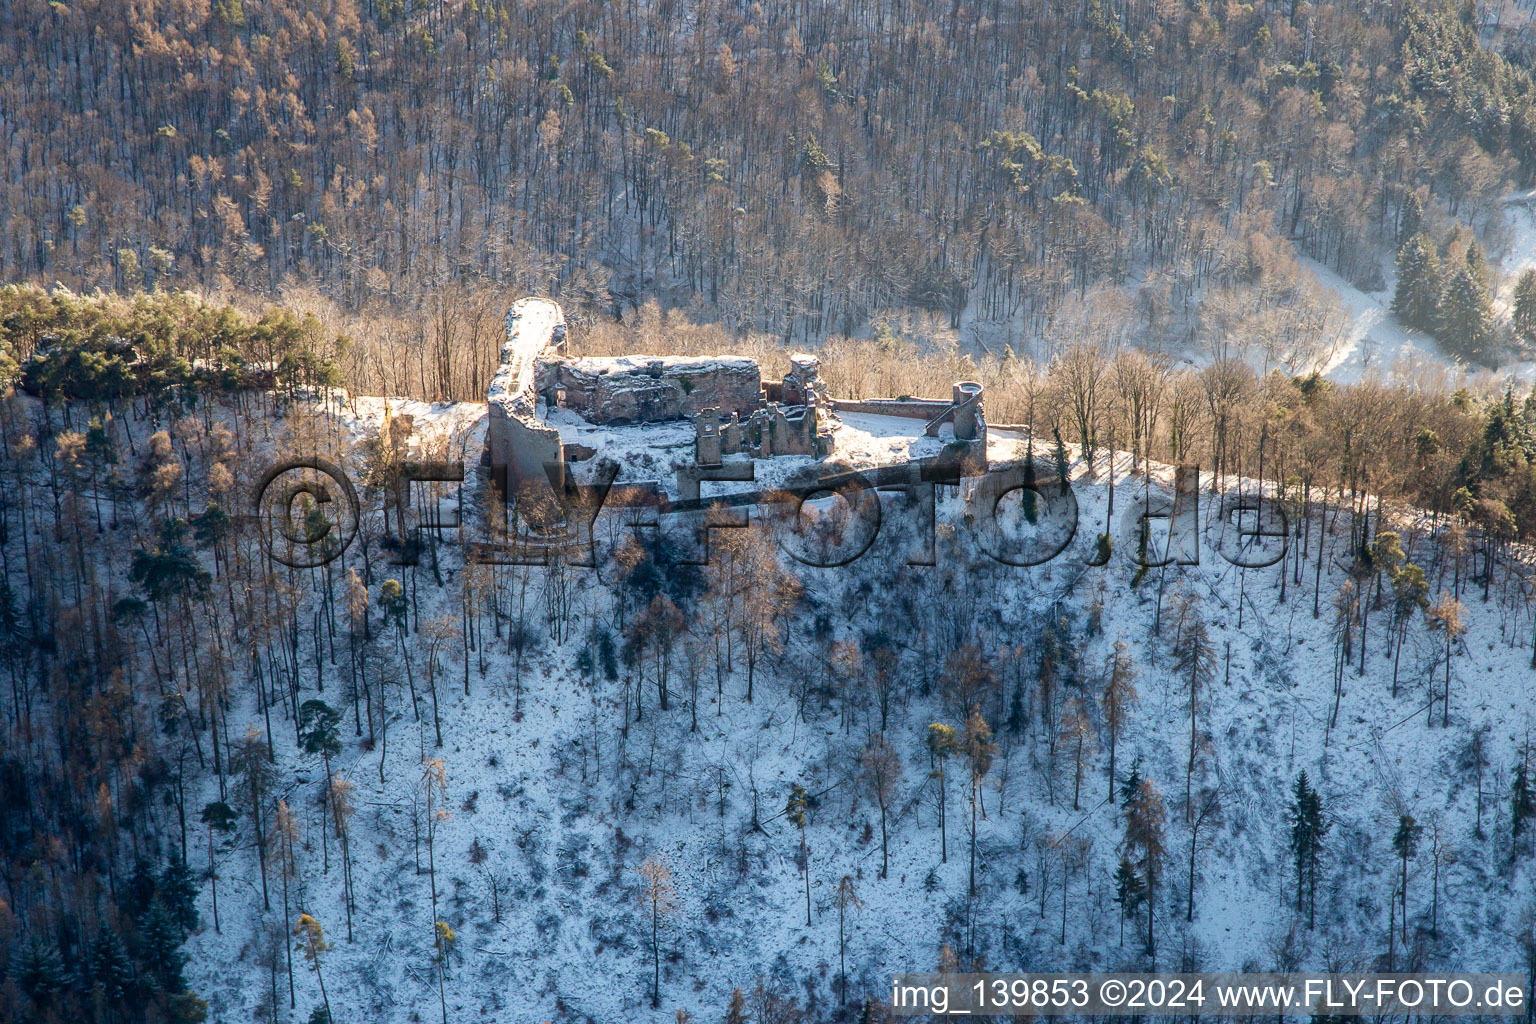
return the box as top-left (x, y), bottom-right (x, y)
top-left (1187, 827), bottom-right (1197, 922)
top-left (802, 833), bottom-right (812, 926)
top-left (650, 898), bottom-right (660, 1008)
top-left (879, 800), bottom-right (889, 879)
top-left (938, 758), bottom-right (947, 863)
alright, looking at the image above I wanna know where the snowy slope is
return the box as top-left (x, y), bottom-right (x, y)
top-left (1305, 256), bottom-right (1457, 384)
top-left (1311, 191), bottom-right (1536, 385)
top-left (165, 401), bottom-right (1536, 1024)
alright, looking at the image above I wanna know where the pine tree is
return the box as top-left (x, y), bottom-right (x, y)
top-left (1101, 641), bottom-right (1139, 805)
top-left (167, 991), bottom-right (210, 1024)
top-left (1513, 748), bottom-right (1535, 848)
top-left (298, 700), bottom-right (342, 763)
top-left (963, 708), bottom-right (996, 895)
top-left (125, 858), bottom-right (160, 918)
top-left (1464, 238), bottom-right (1491, 292)
top-left (234, 726), bottom-right (275, 910)
top-left (1119, 755), bottom-right (1144, 804)
top-left (1051, 426), bottom-right (1071, 490)
top-left (1398, 189), bottom-right (1423, 242)
top-left (17, 938), bottom-right (68, 1004)
top-left (1514, 270), bottom-right (1536, 347)
top-left (1175, 617), bottom-right (1217, 816)
top-left (1288, 771), bottom-right (1328, 929)
top-left (140, 899), bottom-right (189, 992)
top-left (787, 784), bottom-right (812, 925)
top-left (1464, 727), bottom-right (1491, 839)
top-left (1111, 857), bottom-right (1145, 945)
top-left (200, 801), bottom-right (238, 933)
top-left (1438, 263), bottom-right (1496, 365)
top-left (1392, 233), bottom-right (1442, 332)
top-left (293, 914), bottom-right (333, 1024)
top-left (1389, 563), bottom-right (1428, 696)
top-left (1119, 764), bottom-right (1167, 955)
top-left (858, 997), bottom-right (891, 1024)
top-left (1426, 593), bottom-right (1467, 726)
top-left (89, 928), bottom-right (136, 1004)
top-left (161, 856), bottom-right (200, 932)
top-left (299, 699), bottom-right (343, 874)
top-left (1020, 449), bottom-right (1040, 523)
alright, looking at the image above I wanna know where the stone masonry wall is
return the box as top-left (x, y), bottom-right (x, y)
top-left (488, 298), bottom-right (567, 494)
top-left (535, 355), bottom-right (762, 424)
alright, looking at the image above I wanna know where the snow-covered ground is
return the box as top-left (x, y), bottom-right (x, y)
top-left (1313, 191), bottom-right (1536, 385)
top-left (1306, 256), bottom-right (1456, 384)
top-left (1494, 193), bottom-right (1536, 320)
top-left (556, 409), bottom-right (955, 499)
top-left (171, 397), bottom-right (1536, 1023)
top-left (956, 191), bottom-right (1536, 390)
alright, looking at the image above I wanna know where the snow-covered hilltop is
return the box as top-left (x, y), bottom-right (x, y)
top-left (5, 291), bottom-right (1536, 1024)
top-left (169, 395), bottom-right (1536, 1022)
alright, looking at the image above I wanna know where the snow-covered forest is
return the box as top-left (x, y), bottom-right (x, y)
top-left (2, 289), bottom-right (1536, 1024)
top-left (10, 0), bottom-right (1536, 1018)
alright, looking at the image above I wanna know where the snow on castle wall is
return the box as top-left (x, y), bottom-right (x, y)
top-left (486, 302), bottom-right (982, 498)
top-left (534, 354), bottom-right (763, 424)
top-left (487, 298), bottom-right (567, 496)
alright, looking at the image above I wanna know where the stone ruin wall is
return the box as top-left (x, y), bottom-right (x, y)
top-left (487, 298), bottom-right (567, 496)
top-left (487, 299), bottom-right (986, 497)
top-left (826, 397), bottom-right (955, 419)
top-left (533, 355), bottom-right (763, 425)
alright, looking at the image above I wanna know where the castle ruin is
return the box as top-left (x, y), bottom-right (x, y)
top-left (487, 298), bottom-right (988, 501)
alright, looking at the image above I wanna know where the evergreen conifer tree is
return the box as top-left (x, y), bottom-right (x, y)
top-left (17, 938), bottom-right (68, 1004)
top-left (1439, 262), bottom-right (1496, 365)
top-left (1288, 771), bottom-right (1328, 928)
top-left (1112, 857), bottom-right (1145, 945)
top-left (1464, 238), bottom-right (1491, 291)
top-left (161, 856), bottom-right (200, 932)
top-left (857, 998), bottom-right (890, 1024)
top-left (1119, 755), bottom-right (1144, 804)
top-left (125, 859), bottom-right (159, 918)
top-left (294, 914), bottom-right (334, 1024)
top-left (1513, 751), bottom-right (1534, 847)
top-left (1392, 233), bottom-right (1442, 332)
top-left (787, 785), bottom-right (812, 926)
top-left (89, 928), bottom-right (136, 1004)
top-left (1398, 189), bottom-right (1423, 242)
top-left (1513, 269), bottom-right (1536, 346)
top-left (139, 899), bottom-right (188, 992)
top-left (1051, 427), bottom-right (1071, 492)
top-left (1118, 759), bottom-right (1166, 954)
top-left (1392, 814), bottom-right (1421, 939)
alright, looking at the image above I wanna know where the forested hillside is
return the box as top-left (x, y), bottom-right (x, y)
top-left (9, 0), bottom-right (1536, 1018)
top-left (10, 286), bottom-right (1536, 537)
top-left (3, 292), bottom-right (1536, 1023)
top-left (4, 0), bottom-right (1536, 357)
